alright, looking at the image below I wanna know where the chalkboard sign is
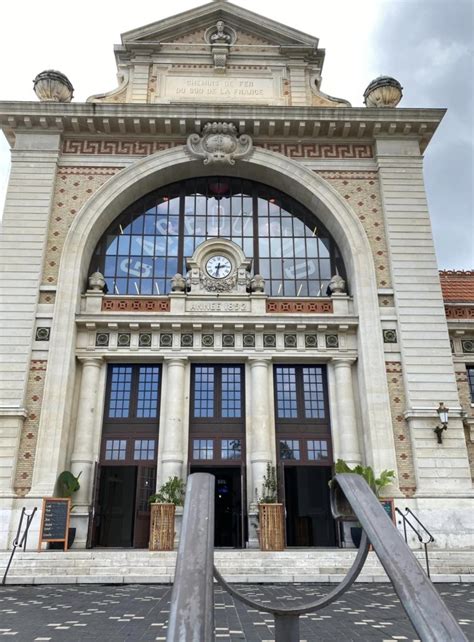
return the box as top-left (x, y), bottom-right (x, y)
top-left (380, 499), bottom-right (395, 524)
top-left (38, 498), bottom-right (71, 551)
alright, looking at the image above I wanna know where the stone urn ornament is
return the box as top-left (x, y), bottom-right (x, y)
top-left (33, 70), bottom-right (74, 103)
top-left (363, 76), bottom-right (403, 108)
top-left (328, 273), bottom-right (346, 295)
top-left (88, 271), bottom-right (106, 292)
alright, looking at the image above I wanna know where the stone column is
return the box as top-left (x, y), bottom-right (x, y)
top-left (248, 359), bottom-right (274, 501)
top-left (70, 357), bottom-right (104, 508)
top-left (333, 358), bottom-right (361, 466)
top-left (159, 358), bottom-right (187, 484)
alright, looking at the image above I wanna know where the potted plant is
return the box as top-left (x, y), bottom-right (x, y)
top-left (50, 470), bottom-right (81, 549)
top-left (256, 463), bottom-right (284, 551)
top-left (148, 476), bottom-right (185, 551)
top-left (333, 459), bottom-right (396, 547)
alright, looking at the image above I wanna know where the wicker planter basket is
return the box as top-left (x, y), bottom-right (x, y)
top-left (149, 503), bottom-right (175, 551)
top-left (258, 503), bottom-right (285, 551)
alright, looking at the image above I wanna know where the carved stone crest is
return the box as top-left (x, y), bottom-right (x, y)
top-left (200, 272), bottom-right (237, 293)
top-left (187, 122), bottom-right (253, 165)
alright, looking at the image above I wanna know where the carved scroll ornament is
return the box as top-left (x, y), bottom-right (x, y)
top-left (187, 122), bottom-right (253, 165)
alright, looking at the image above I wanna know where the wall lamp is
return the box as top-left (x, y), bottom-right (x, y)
top-left (434, 402), bottom-right (449, 444)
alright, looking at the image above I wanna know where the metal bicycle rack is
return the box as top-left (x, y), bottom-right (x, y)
top-left (167, 473), bottom-right (467, 642)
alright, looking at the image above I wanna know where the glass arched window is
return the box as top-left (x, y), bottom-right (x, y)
top-left (91, 177), bottom-right (346, 297)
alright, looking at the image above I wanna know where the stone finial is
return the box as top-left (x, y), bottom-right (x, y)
top-left (88, 271), bottom-right (106, 292)
top-left (33, 70), bottom-right (74, 102)
top-left (363, 76), bottom-right (403, 108)
top-left (187, 122), bottom-right (253, 165)
top-left (249, 274), bottom-right (265, 293)
top-left (171, 273), bottom-right (187, 292)
top-left (328, 273), bottom-right (346, 295)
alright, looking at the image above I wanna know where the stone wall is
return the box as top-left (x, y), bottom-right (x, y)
top-left (316, 171), bottom-right (391, 290)
top-left (386, 361), bottom-right (416, 496)
top-left (13, 360), bottom-right (47, 495)
top-left (41, 166), bottom-right (123, 287)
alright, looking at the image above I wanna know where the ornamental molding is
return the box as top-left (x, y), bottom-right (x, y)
top-left (0, 104), bottom-right (445, 153)
top-left (200, 272), bottom-right (238, 292)
top-left (186, 122), bottom-right (253, 165)
top-left (445, 305), bottom-right (474, 319)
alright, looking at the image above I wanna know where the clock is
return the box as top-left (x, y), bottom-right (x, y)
top-left (205, 255), bottom-right (232, 279)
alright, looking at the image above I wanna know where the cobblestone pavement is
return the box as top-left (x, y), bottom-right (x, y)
top-left (0, 583), bottom-right (472, 641)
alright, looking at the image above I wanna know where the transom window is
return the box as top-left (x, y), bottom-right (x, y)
top-left (91, 177), bottom-right (345, 297)
top-left (191, 438), bottom-right (243, 463)
top-left (278, 438), bottom-right (330, 464)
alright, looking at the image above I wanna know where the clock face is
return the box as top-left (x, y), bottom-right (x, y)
top-left (206, 255), bottom-right (232, 279)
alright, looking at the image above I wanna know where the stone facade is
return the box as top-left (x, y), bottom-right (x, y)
top-left (0, 0), bottom-right (472, 553)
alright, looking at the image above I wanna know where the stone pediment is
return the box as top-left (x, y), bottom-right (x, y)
top-left (87, 1), bottom-right (353, 107)
top-left (121, 1), bottom-right (320, 49)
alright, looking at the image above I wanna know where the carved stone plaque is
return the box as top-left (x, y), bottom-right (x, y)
top-left (160, 74), bottom-right (280, 104)
top-left (186, 300), bottom-right (251, 313)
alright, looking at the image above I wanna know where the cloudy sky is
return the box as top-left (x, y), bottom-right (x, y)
top-left (0, 0), bottom-right (472, 268)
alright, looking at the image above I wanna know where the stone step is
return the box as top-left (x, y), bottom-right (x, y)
top-left (1, 549), bottom-right (472, 585)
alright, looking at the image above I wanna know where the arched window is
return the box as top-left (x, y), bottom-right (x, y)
top-left (91, 177), bottom-right (346, 297)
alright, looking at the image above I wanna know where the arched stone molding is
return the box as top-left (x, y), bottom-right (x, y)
top-left (29, 145), bottom-right (397, 498)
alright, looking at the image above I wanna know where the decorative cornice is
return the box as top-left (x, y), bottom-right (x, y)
top-left (0, 102), bottom-right (446, 151)
top-left (0, 406), bottom-right (28, 419)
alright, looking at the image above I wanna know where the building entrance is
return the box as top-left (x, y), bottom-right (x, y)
top-left (283, 466), bottom-right (336, 547)
top-left (191, 466), bottom-right (244, 548)
top-left (95, 464), bottom-right (155, 548)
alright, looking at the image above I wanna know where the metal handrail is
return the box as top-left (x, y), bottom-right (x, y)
top-left (395, 506), bottom-right (435, 578)
top-left (167, 473), bottom-right (467, 642)
top-left (2, 507), bottom-right (37, 585)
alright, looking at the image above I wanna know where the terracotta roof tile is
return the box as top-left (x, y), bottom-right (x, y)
top-left (439, 270), bottom-right (474, 303)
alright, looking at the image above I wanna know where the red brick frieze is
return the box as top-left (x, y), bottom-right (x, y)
top-left (257, 143), bottom-right (373, 159)
top-left (445, 305), bottom-right (474, 319)
top-left (102, 297), bottom-right (170, 312)
top-left (266, 299), bottom-right (333, 314)
top-left (63, 139), bottom-right (184, 155)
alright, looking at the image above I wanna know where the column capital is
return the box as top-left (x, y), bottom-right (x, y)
top-left (77, 356), bottom-right (104, 368)
top-left (248, 357), bottom-right (272, 368)
top-left (332, 357), bottom-right (357, 368)
top-left (164, 356), bottom-right (188, 368)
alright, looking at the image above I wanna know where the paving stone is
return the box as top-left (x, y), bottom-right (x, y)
top-left (0, 583), bottom-right (472, 641)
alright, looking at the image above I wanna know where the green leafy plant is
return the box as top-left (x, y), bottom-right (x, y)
top-left (334, 459), bottom-right (395, 497)
top-left (148, 476), bottom-right (186, 506)
top-left (255, 463), bottom-right (279, 504)
top-left (56, 471), bottom-right (81, 499)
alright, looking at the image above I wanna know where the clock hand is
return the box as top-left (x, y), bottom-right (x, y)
top-left (215, 263), bottom-right (222, 276)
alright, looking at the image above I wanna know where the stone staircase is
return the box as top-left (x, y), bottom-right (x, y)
top-left (1, 549), bottom-right (473, 585)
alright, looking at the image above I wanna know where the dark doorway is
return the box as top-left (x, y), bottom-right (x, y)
top-left (97, 466), bottom-right (137, 547)
top-left (191, 466), bottom-right (244, 547)
top-left (284, 466), bottom-right (336, 547)
top-left (95, 465), bottom-right (155, 548)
